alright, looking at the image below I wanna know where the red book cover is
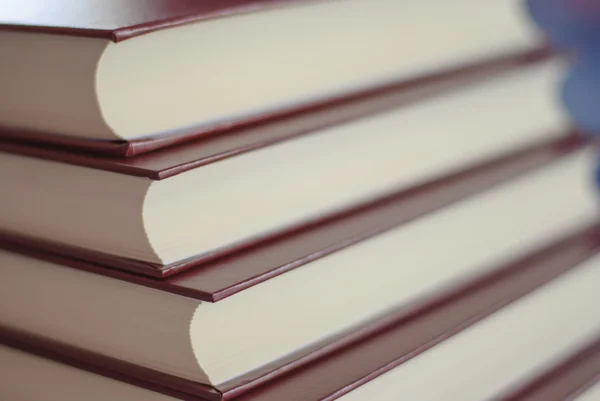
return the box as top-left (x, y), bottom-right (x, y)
top-left (0, 0), bottom-right (303, 41)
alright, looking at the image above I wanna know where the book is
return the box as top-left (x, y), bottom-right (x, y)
top-left (0, 47), bottom-right (549, 160)
top-left (0, 58), bottom-right (569, 276)
top-left (2, 221), bottom-right (598, 400)
top-left (0, 0), bottom-right (542, 155)
top-left (0, 149), bottom-right (596, 397)
top-left (0, 132), bottom-right (581, 299)
top-left (337, 255), bottom-right (600, 401)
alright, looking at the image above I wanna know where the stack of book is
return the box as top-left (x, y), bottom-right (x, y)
top-left (2, 1), bottom-right (600, 400)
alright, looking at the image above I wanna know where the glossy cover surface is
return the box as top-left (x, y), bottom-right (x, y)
top-left (0, 48), bottom-right (550, 158)
top-left (0, 0), bottom-right (305, 42)
top-left (0, 133), bottom-right (584, 296)
top-left (2, 224), bottom-right (598, 400)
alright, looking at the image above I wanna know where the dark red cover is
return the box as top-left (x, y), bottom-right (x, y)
top-left (496, 337), bottom-right (600, 401)
top-left (2, 224), bottom-right (599, 400)
top-left (0, 0), bottom-right (305, 42)
top-left (0, 48), bottom-right (551, 158)
top-left (0, 133), bottom-right (584, 298)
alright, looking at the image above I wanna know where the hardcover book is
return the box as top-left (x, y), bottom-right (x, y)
top-left (0, 133), bottom-right (585, 300)
top-left (0, 0), bottom-right (543, 155)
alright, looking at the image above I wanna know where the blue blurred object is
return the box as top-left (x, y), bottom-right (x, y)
top-left (562, 53), bottom-right (600, 133)
top-left (526, 0), bottom-right (600, 134)
top-left (526, 0), bottom-right (600, 185)
top-left (527, 0), bottom-right (600, 48)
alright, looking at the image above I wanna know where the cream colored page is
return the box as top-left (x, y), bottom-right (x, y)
top-left (146, 60), bottom-right (566, 264)
top-left (98, 0), bottom-right (539, 138)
